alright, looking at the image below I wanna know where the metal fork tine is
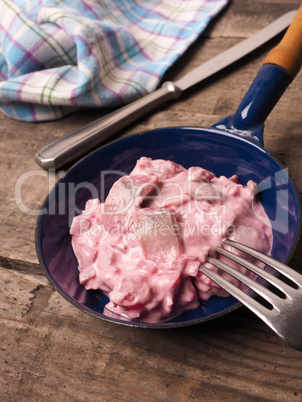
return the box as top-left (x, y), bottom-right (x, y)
top-left (199, 264), bottom-right (274, 323)
top-left (200, 240), bottom-right (302, 351)
top-left (215, 246), bottom-right (296, 297)
top-left (206, 257), bottom-right (281, 308)
top-left (224, 238), bottom-right (302, 286)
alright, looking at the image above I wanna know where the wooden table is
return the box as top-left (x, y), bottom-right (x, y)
top-left (1, 1), bottom-right (302, 400)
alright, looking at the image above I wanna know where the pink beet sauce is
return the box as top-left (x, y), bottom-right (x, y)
top-left (70, 157), bottom-right (272, 323)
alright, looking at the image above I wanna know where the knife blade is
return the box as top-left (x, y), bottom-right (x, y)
top-left (35, 10), bottom-right (297, 169)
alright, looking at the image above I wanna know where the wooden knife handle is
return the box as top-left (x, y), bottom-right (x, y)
top-left (264, 6), bottom-right (302, 80)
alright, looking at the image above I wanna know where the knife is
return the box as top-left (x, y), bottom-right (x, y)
top-left (35, 10), bottom-right (297, 170)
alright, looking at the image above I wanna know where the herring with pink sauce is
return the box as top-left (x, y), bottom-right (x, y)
top-left (70, 157), bottom-right (273, 323)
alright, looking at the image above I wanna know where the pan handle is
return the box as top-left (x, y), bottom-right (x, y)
top-left (213, 6), bottom-right (302, 145)
top-left (263, 4), bottom-right (302, 81)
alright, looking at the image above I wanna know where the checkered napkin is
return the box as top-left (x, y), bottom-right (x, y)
top-left (0, 0), bottom-right (228, 122)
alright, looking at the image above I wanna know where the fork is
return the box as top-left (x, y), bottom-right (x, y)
top-left (199, 238), bottom-right (302, 350)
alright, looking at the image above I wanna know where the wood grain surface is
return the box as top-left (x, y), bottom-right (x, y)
top-left (1, 1), bottom-right (302, 401)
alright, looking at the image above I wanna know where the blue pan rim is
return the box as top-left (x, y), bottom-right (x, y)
top-left (35, 126), bottom-right (302, 328)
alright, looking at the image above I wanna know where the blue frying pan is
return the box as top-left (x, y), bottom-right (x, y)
top-left (36, 9), bottom-right (302, 328)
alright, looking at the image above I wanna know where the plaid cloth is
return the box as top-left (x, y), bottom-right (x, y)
top-left (0, 0), bottom-right (229, 122)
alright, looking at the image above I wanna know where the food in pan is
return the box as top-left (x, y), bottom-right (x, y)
top-left (70, 157), bottom-right (272, 323)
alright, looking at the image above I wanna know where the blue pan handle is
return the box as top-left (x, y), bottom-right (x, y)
top-left (213, 6), bottom-right (302, 146)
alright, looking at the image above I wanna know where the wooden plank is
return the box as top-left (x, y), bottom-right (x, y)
top-left (1, 1), bottom-right (302, 400)
top-left (1, 266), bottom-right (302, 401)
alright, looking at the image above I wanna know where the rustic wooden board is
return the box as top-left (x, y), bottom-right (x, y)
top-left (1, 0), bottom-right (302, 400)
top-left (1, 266), bottom-right (302, 401)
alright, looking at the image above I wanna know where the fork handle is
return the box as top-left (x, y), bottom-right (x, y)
top-left (263, 5), bottom-right (302, 79)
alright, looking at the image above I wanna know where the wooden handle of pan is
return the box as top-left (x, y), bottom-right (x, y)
top-left (263, 6), bottom-right (302, 80)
